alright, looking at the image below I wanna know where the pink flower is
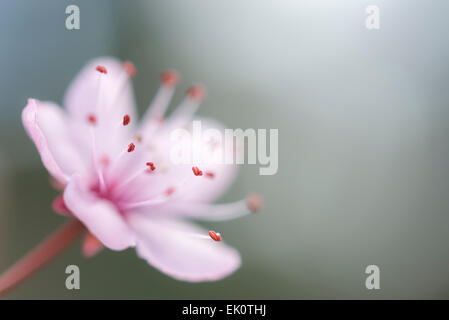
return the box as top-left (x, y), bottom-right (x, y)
top-left (21, 57), bottom-right (262, 282)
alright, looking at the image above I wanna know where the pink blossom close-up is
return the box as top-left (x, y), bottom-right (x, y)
top-left (18, 57), bottom-right (262, 284)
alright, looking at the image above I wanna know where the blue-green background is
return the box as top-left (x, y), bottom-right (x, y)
top-left (1, 0), bottom-right (449, 299)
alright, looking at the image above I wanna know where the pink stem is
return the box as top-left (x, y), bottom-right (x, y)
top-left (0, 219), bottom-right (84, 297)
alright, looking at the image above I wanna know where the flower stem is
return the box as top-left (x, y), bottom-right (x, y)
top-left (0, 219), bottom-right (84, 297)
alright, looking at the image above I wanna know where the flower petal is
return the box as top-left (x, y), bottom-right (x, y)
top-left (146, 198), bottom-right (253, 221)
top-left (120, 118), bottom-right (238, 205)
top-left (63, 176), bottom-right (136, 251)
top-left (127, 214), bottom-right (241, 282)
top-left (173, 118), bottom-right (238, 203)
top-left (63, 57), bottom-right (137, 156)
top-left (63, 57), bottom-right (136, 122)
top-left (52, 195), bottom-right (72, 216)
top-left (22, 99), bottom-right (87, 183)
top-left (82, 233), bottom-right (105, 258)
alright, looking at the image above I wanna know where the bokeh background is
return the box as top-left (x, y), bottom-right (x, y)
top-left (1, 0), bottom-right (449, 299)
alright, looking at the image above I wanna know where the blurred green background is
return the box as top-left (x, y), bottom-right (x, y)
top-left (1, 0), bottom-right (449, 299)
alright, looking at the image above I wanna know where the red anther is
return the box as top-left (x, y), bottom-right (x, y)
top-left (186, 85), bottom-right (205, 101)
top-left (123, 61), bottom-right (137, 77)
top-left (209, 231), bottom-right (222, 242)
top-left (87, 113), bottom-right (97, 125)
top-left (146, 162), bottom-right (156, 171)
top-left (127, 142), bottom-right (136, 153)
top-left (96, 65), bottom-right (107, 74)
top-left (166, 187), bottom-right (175, 196)
top-left (123, 114), bottom-right (131, 126)
top-left (192, 166), bottom-right (203, 176)
top-left (160, 70), bottom-right (179, 86)
top-left (205, 171), bottom-right (215, 179)
top-left (100, 155), bottom-right (110, 167)
top-left (246, 193), bottom-right (263, 213)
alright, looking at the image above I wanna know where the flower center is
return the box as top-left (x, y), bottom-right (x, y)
top-left (84, 64), bottom-right (215, 214)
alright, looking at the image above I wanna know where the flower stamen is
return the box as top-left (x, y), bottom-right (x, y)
top-left (100, 155), bottom-right (110, 167)
top-left (123, 114), bottom-right (131, 126)
top-left (89, 126), bottom-right (107, 194)
top-left (111, 162), bottom-right (155, 195)
top-left (166, 187), bottom-right (175, 196)
top-left (87, 114), bottom-right (97, 125)
top-left (160, 70), bottom-right (179, 87)
top-left (95, 66), bottom-right (107, 113)
top-left (107, 61), bottom-right (137, 110)
top-left (106, 142), bottom-right (139, 178)
top-left (186, 85), bottom-right (205, 102)
top-left (123, 61), bottom-right (137, 78)
top-left (205, 171), bottom-right (215, 179)
top-left (209, 231), bottom-right (222, 242)
top-left (246, 193), bottom-right (263, 213)
top-left (140, 70), bottom-right (179, 134)
top-left (160, 193), bottom-right (263, 221)
top-left (96, 65), bottom-right (107, 74)
top-left (127, 142), bottom-right (136, 153)
top-left (165, 84), bottom-right (206, 129)
top-left (146, 162), bottom-right (156, 171)
top-left (192, 166), bottom-right (203, 176)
